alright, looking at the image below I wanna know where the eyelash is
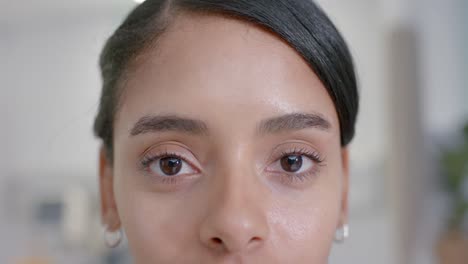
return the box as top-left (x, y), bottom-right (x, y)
top-left (140, 150), bottom-right (197, 184)
top-left (273, 147), bottom-right (325, 185)
top-left (139, 148), bottom-right (325, 185)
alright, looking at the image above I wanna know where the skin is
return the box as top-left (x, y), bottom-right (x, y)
top-left (99, 12), bottom-right (349, 264)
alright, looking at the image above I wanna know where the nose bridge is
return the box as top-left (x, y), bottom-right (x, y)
top-left (213, 141), bottom-right (264, 214)
top-left (199, 146), bottom-right (269, 254)
top-left (210, 139), bottom-right (259, 202)
top-left (214, 160), bottom-right (259, 216)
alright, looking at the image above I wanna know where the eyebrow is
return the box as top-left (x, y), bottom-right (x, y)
top-left (256, 112), bottom-right (331, 135)
top-left (130, 114), bottom-right (209, 136)
top-left (129, 112), bottom-right (331, 137)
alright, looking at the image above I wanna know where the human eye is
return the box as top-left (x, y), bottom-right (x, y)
top-left (265, 146), bottom-right (324, 186)
top-left (139, 148), bottom-right (200, 185)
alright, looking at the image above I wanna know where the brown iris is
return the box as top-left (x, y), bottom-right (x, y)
top-left (159, 157), bottom-right (182, 175)
top-left (280, 155), bottom-right (303, 172)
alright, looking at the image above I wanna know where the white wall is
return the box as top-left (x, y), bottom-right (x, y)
top-left (0, 15), bottom-right (122, 262)
top-left (409, 1), bottom-right (468, 263)
top-left (1, 24), bottom-right (9, 214)
top-left (413, 0), bottom-right (467, 203)
top-left (416, 0), bottom-right (467, 136)
top-left (2, 18), bottom-right (117, 180)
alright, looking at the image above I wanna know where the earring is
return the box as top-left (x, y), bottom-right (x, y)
top-left (104, 226), bottom-right (123, 248)
top-left (334, 224), bottom-right (349, 244)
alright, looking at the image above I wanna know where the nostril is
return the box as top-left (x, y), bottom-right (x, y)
top-left (250, 236), bottom-right (261, 242)
top-left (211, 237), bottom-right (223, 245)
top-left (248, 236), bottom-right (262, 247)
top-left (206, 235), bottom-right (264, 253)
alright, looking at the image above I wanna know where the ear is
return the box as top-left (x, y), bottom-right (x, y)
top-left (338, 147), bottom-right (350, 228)
top-left (99, 146), bottom-right (121, 231)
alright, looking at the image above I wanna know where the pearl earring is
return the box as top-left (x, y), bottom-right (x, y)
top-left (334, 224), bottom-right (349, 244)
top-left (104, 225), bottom-right (123, 248)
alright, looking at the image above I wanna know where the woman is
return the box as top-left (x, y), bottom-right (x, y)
top-left (94, 0), bottom-right (359, 263)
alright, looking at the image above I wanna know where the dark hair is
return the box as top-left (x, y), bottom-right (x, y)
top-left (94, 0), bottom-right (359, 161)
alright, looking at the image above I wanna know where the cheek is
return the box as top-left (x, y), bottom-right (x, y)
top-left (269, 198), bottom-right (339, 261)
top-left (113, 172), bottom-right (199, 262)
top-left (267, 171), bottom-right (342, 261)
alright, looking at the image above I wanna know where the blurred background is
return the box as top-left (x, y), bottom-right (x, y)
top-left (0, 0), bottom-right (467, 263)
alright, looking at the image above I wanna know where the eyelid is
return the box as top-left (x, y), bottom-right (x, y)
top-left (138, 152), bottom-right (202, 187)
top-left (266, 141), bottom-right (324, 164)
top-left (265, 147), bottom-right (324, 174)
top-left (279, 147), bottom-right (323, 163)
top-left (263, 143), bottom-right (326, 186)
top-left (138, 144), bottom-right (202, 174)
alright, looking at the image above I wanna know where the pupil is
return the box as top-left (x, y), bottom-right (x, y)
top-left (280, 155), bottom-right (302, 172)
top-left (159, 157), bottom-right (182, 175)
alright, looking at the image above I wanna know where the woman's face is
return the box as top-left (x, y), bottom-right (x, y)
top-left (100, 13), bottom-right (349, 264)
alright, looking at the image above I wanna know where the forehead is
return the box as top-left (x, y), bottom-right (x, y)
top-left (115, 12), bottom-right (339, 139)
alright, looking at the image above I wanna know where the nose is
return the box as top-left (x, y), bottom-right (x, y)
top-left (199, 171), bottom-right (269, 255)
